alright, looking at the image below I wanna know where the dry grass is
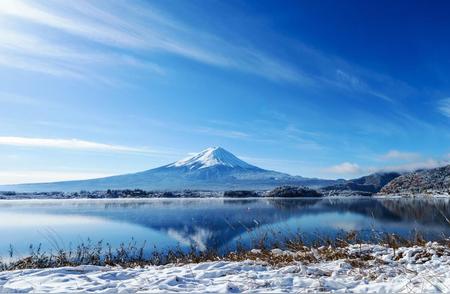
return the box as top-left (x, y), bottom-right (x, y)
top-left (2, 229), bottom-right (449, 271)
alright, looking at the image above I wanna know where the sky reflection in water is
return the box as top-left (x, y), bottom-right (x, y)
top-left (1, 197), bottom-right (449, 257)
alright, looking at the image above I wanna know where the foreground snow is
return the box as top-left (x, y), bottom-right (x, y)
top-left (1, 243), bottom-right (450, 293)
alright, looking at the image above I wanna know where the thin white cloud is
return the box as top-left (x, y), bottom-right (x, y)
top-left (0, 52), bottom-right (84, 79)
top-left (0, 136), bottom-right (166, 155)
top-left (380, 150), bottom-right (421, 161)
top-left (136, 117), bottom-right (252, 140)
top-left (376, 158), bottom-right (449, 173)
top-left (323, 162), bottom-right (362, 175)
top-left (0, 0), bottom-right (414, 107)
top-left (0, 91), bottom-right (40, 106)
top-left (334, 69), bottom-right (394, 103)
top-left (438, 98), bottom-right (450, 118)
top-left (0, 0), bottom-right (143, 48)
top-left (0, 170), bottom-right (114, 185)
top-left (239, 155), bottom-right (308, 175)
top-left (320, 154), bottom-right (450, 179)
top-left (0, 29), bottom-right (164, 82)
top-left (192, 127), bottom-right (250, 139)
top-left (0, 0), bottom-right (299, 83)
top-left (0, 28), bottom-right (164, 73)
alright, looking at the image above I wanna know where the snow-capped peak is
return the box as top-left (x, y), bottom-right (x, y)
top-left (168, 147), bottom-right (257, 170)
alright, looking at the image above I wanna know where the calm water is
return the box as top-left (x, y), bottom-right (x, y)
top-left (1, 197), bottom-right (450, 258)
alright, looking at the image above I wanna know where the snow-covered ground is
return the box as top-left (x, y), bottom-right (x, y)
top-left (1, 243), bottom-right (449, 293)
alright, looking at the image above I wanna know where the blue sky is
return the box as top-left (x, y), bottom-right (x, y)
top-left (0, 0), bottom-right (449, 184)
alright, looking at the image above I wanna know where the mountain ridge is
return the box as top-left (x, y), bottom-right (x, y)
top-left (0, 147), bottom-right (338, 192)
top-left (379, 164), bottom-right (450, 196)
top-left (321, 172), bottom-right (401, 196)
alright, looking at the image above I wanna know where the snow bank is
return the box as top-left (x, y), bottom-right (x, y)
top-left (1, 243), bottom-right (450, 293)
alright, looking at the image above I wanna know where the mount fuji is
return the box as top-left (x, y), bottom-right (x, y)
top-left (1, 147), bottom-right (338, 192)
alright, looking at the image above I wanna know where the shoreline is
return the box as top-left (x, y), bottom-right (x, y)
top-left (1, 242), bottom-right (449, 292)
top-left (0, 194), bottom-right (449, 202)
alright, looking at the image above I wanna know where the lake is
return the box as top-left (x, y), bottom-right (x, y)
top-left (1, 197), bottom-right (450, 259)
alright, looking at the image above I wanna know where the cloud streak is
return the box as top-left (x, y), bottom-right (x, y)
top-left (376, 158), bottom-right (449, 173)
top-left (323, 162), bottom-right (362, 175)
top-left (0, 170), bottom-right (114, 185)
top-left (380, 150), bottom-right (421, 161)
top-left (438, 98), bottom-right (450, 118)
top-left (0, 29), bottom-right (165, 74)
top-left (0, 0), bottom-right (305, 84)
top-left (192, 127), bottom-right (250, 139)
top-left (0, 136), bottom-right (167, 155)
top-left (0, 0), bottom-right (405, 97)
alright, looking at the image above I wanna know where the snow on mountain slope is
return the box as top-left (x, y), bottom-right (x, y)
top-left (0, 147), bottom-right (338, 192)
top-left (167, 147), bottom-right (258, 170)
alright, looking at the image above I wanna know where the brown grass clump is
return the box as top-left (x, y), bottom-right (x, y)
top-left (1, 229), bottom-right (449, 271)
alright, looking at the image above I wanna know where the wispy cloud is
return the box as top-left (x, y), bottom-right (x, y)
top-left (438, 98), bottom-right (450, 118)
top-left (334, 69), bottom-right (394, 103)
top-left (0, 52), bottom-right (85, 79)
top-left (380, 150), bottom-right (421, 161)
top-left (192, 127), bottom-right (250, 139)
top-left (0, 0), bottom-right (408, 98)
top-left (0, 136), bottom-right (168, 155)
top-left (283, 41), bottom-right (414, 103)
top-left (239, 155), bottom-right (308, 174)
top-left (0, 0), bottom-right (306, 84)
top-left (321, 152), bottom-right (449, 179)
top-left (243, 112), bottom-right (326, 150)
top-left (0, 28), bottom-right (165, 75)
top-left (376, 158), bottom-right (449, 173)
top-left (0, 30), bottom-right (164, 83)
top-left (0, 170), bottom-right (114, 185)
top-left (323, 162), bottom-right (362, 175)
top-left (134, 117), bottom-right (251, 140)
top-left (0, 91), bottom-right (41, 106)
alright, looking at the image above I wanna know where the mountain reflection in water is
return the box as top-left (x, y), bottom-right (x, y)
top-left (1, 197), bottom-right (450, 257)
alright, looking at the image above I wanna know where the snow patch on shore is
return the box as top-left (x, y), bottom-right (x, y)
top-left (1, 243), bottom-right (450, 293)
